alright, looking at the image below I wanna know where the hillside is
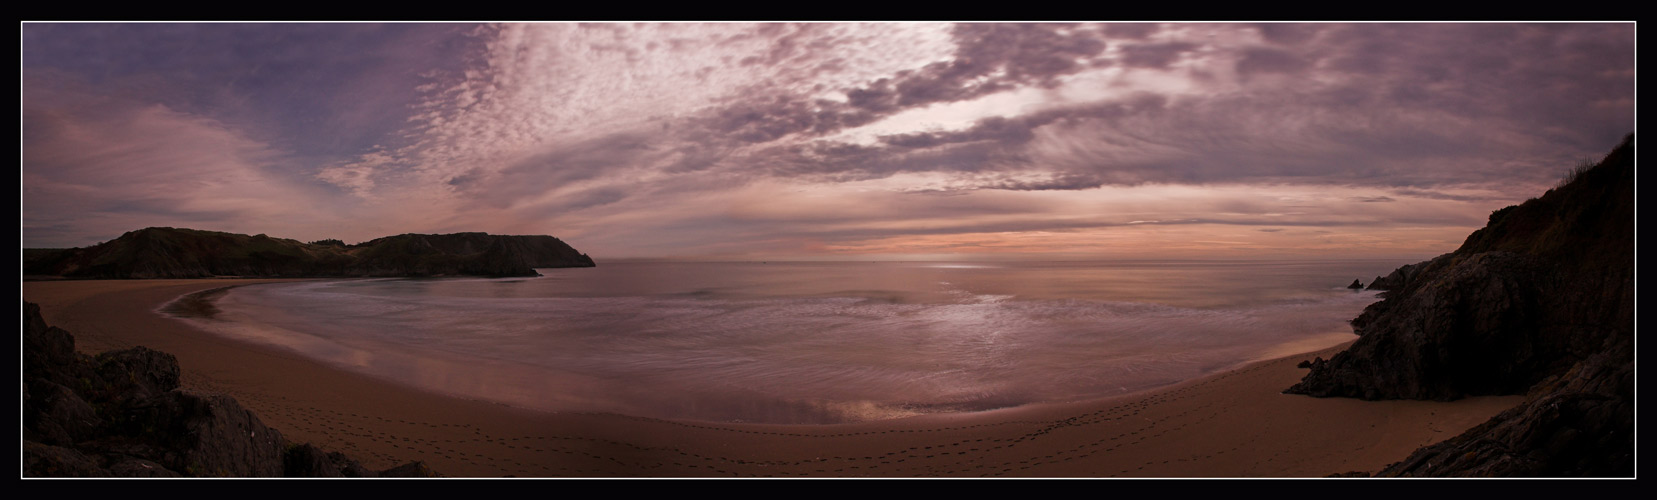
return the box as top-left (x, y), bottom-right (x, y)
top-left (23, 228), bottom-right (596, 279)
top-left (1287, 134), bottom-right (1634, 476)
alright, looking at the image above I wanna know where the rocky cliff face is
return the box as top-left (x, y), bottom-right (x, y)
top-left (1375, 340), bottom-right (1632, 476)
top-left (1286, 135), bottom-right (1633, 476)
top-left (22, 301), bottom-right (439, 477)
top-left (25, 228), bottom-right (596, 279)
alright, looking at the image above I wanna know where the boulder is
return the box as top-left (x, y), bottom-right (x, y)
top-left (91, 346), bottom-right (181, 404)
top-left (285, 443), bottom-right (374, 478)
top-left (107, 458), bottom-right (184, 477)
top-left (23, 441), bottom-right (105, 477)
top-left (24, 380), bottom-right (102, 446)
top-left (378, 461), bottom-right (442, 478)
top-left (23, 300), bottom-right (438, 477)
top-left (1377, 342), bottom-right (1632, 476)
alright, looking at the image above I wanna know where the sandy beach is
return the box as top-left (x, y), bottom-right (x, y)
top-left (23, 279), bottom-right (1525, 478)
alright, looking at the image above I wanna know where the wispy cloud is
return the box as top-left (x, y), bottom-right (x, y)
top-left (23, 78), bottom-right (341, 244)
top-left (22, 22), bottom-right (1634, 260)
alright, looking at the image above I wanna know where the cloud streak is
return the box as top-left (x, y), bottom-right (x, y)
top-left (22, 22), bottom-right (1635, 261)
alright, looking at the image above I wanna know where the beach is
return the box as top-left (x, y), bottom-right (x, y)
top-left (23, 279), bottom-right (1525, 478)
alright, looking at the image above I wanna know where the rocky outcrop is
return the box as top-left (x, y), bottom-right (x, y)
top-left (1294, 251), bottom-right (1558, 400)
top-left (24, 228), bottom-right (595, 279)
top-left (22, 301), bottom-right (439, 478)
top-left (345, 232), bottom-right (596, 277)
top-left (283, 443), bottom-right (375, 478)
top-left (1286, 134), bottom-right (1633, 476)
top-left (1375, 341), bottom-right (1632, 476)
top-left (1363, 253), bottom-right (1450, 292)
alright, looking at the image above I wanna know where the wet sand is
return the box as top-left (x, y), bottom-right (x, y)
top-left (22, 279), bottom-right (1524, 477)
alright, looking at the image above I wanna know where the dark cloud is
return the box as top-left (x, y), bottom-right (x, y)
top-left (446, 169), bottom-right (483, 188)
top-left (736, 23), bottom-right (832, 68)
top-left (758, 93), bottom-right (1171, 184)
top-left (725, 210), bottom-right (1481, 249)
top-left (1101, 23), bottom-right (1160, 40)
top-left (1234, 48), bottom-right (1310, 77)
top-left (683, 23), bottom-right (1115, 154)
top-left (480, 132), bottom-right (660, 208)
top-left (1387, 189), bottom-right (1513, 203)
top-left (880, 115), bottom-right (1040, 149)
top-left (1118, 42), bottom-right (1198, 69)
top-left (699, 95), bottom-right (877, 144)
top-left (1252, 24), bottom-right (1323, 44)
top-left (534, 187), bottom-right (630, 214)
top-left (742, 66), bottom-right (1624, 193)
top-left (23, 23), bottom-right (1635, 256)
top-left (947, 23), bottom-right (1108, 85)
top-left (980, 173), bottom-right (1108, 191)
top-left (1317, 24), bottom-right (1634, 158)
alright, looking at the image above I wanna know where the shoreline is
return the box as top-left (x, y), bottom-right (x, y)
top-left (23, 279), bottom-right (1525, 477)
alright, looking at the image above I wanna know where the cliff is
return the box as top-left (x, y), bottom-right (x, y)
top-left (22, 301), bottom-right (439, 477)
top-left (24, 228), bottom-right (596, 279)
top-left (1286, 134), bottom-right (1633, 476)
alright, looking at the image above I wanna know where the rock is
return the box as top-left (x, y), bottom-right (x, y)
top-left (330, 452), bottom-right (375, 478)
top-left (146, 391), bottom-right (289, 477)
top-left (1376, 343), bottom-right (1632, 477)
top-left (1286, 134), bottom-right (1633, 476)
top-left (23, 301), bottom-right (96, 389)
top-left (107, 458), bottom-right (183, 477)
top-left (1287, 252), bottom-right (1554, 400)
top-left (285, 443), bottom-right (374, 478)
top-left (1363, 254), bottom-right (1450, 292)
top-left (24, 380), bottom-right (102, 446)
top-left (1346, 279), bottom-right (1364, 289)
top-left (23, 441), bottom-right (106, 477)
top-left (378, 461), bottom-right (442, 478)
top-left (91, 346), bottom-right (181, 404)
top-left (22, 300), bottom-right (437, 478)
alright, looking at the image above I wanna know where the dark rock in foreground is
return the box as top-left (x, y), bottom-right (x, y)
top-left (25, 228), bottom-right (596, 279)
top-left (22, 301), bottom-right (439, 478)
top-left (1376, 341), bottom-right (1632, 476)
top-left (1286, 134), bottom-right (1633, 477)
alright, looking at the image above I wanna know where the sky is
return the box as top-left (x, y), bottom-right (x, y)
top-left (21, 22), bottom-right (1636, 261)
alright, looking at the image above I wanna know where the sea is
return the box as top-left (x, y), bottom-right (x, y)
top-left (164, 259), bottom-right (1407, 424)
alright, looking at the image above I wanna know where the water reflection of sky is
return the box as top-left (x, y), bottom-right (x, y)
top-left (168, 260), bottom-right (1394, 424)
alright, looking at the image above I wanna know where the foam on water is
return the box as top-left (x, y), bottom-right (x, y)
top-left (164, 260), bottom-right (1401, 424)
